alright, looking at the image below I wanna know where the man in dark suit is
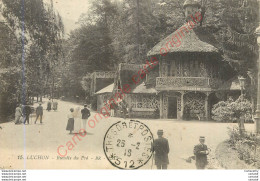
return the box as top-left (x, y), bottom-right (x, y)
top-left (23, 105), bottom-right (32, 125)
top-left (152, 130), bottom-right (170, 169)
top-left (35, 103), bottom-right (43, 124)
top-left (193, 136), bottom-right (209, 169)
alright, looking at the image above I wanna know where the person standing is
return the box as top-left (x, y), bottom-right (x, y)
top-left (66, 108), bottom-right (75, 134)
top-left (53, 100), bottom-right (58, 111)
top-left (23, 105), bottom-right (31, 125)
top-left (152, 130), bottom-right (170, 169)
top-left (128, 105), bottom-right (133, 118)
top-left (76, 95), bottom-right (79, 103)
top-left (81, 104), bottom-right (90, 133)
top-left (15, 104), bottom-right (23, 124)
top-left (193, 136), bottom-right (209, 169)
top-left (153, 105), bottom-right (160, 119)
top-left (110, 102), bottom-right (115, 117)
top-left (47, 99), bottom-right (52, 111)
top-left (35, 103), bottom-right (43, 124)
top-left (121, 100), bottom-right (128, 119)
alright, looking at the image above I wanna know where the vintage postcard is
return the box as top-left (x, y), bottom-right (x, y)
top-left (0, 0), bottom-right (260, 172)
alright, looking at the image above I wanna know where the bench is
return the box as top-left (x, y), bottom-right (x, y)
top-left (132, 108), bottom-right (155, 112)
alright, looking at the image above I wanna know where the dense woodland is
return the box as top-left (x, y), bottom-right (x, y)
top-left (0, 0), bottom-right (259, 121)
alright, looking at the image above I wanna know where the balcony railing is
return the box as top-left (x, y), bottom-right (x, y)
top-left (156, 77), bottom-right (222, 91)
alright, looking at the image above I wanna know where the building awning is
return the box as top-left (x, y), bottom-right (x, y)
top-left (229, 79), bottom-right (241, 90)
top-left (219, 78), bottom-right (241, 91)
top-left (132, 82), bottom-right (157, 94)
top-left (95, 83), bottom-right (114, 95)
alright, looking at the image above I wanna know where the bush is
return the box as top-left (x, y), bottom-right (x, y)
top-left (228, 127), bottom-right (260, 168)
top-left (212, 96), bottom-right (252, 123)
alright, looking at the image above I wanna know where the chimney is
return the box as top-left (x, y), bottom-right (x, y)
top-left (183, 0), bottom-right (202, 25)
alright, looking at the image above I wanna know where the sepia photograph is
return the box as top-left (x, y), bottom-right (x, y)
top-left (0, 0), bottom-right (260, 175)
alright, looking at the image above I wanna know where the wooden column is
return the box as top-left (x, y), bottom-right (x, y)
top-left (255, 0), bottom-right (260, 133)
top-left (162, 93), bottom-right (168, 119)
top-left (205, 92), bottom-right (210, 120)
top-left (160, 93), bottom-right (163, 119)
top-left (181, 91), bottom-right (185, 119)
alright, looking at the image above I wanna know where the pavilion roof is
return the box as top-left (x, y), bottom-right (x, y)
top-left (147, 24), bottom-right (219, 57)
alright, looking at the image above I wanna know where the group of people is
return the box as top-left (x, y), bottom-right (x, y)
top-left (47, 99), bottom-right (58, 111)
top-left (152, 130), bottom-right (209, 170)
top-left (108, 100), bottom-right (131, 119)
top-left (14, 103), bottom-right (45, 125)
top-left (109, 100), bottom-right (160, 119)
top-left (14, 104), bottom-right (31, 125)
top-left (66, 104), bottom-right (90, 134)
top-left (14, 98), bottom-right (58, 125)
top-left (14, 103), bottom-right (43, 125)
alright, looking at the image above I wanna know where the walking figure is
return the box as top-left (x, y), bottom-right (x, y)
top-left (193, 136), bottom-right (209, 169)
top-left (152, 130), bottom-right (170, 169)
top-left (81, 104), bottom-right (90, 133)
top-left (23, 105), bottom-right (31, 125)
top-left (15, 104), bottom-right (23, 124)
top-left (66, 108), bottom-right (75, 134)
top-left (35, 103), bottom-right (43, 124)
top-left (53, 100), bottom-right (58, 111)
top-left (47, 99), bottom-right (52, 111)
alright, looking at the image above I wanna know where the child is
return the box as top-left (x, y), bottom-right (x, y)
top-left (66, 108), bottom-right (75, 134)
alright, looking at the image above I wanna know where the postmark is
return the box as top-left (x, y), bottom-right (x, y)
top-left (103, 120), bottom-right (154, 169)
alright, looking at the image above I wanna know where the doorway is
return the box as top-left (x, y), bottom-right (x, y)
top-left (168, 97), bottom-right (178, 119)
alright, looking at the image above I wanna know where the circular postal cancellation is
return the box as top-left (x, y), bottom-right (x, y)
top-left (103, 120), bottom-right (154, 169)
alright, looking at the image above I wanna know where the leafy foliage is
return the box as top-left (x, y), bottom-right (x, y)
top-left (0, 21), bottom-right (22, 122)
top-left (228, 127), bottom-right (260, 168)
top-left (0, 0), bottom-right (64, 121)
top-left (212, 96), bottom-right (252, 122)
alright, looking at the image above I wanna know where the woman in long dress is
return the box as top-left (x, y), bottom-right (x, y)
top-left (52, 100), bottom-right (58, 111)
top-left (73, 107), bottom-right (82, 133)
top-left (66, 108), bottom-right (75, 134)
top-left (15, 104), bottom-right (23, 124)
top-left (47, 99), bottom-right (52, 111)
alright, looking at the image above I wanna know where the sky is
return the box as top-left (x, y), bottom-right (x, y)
top-left (44, 0), bottom-right (92, 36)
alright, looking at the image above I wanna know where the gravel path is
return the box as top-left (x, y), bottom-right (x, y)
top-left (0, 99), bottom-right (256, 169)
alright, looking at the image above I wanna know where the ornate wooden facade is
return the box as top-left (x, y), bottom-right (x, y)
top-left (155, 53), bottom-right (224, 119)
top-left (84, 71), bottom-right (115, 96)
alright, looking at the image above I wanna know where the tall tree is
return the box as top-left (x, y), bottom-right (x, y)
top-left (1, 0), bottom-right (64, 100)
top-left (0, 21), bottom-right (21, 121)
top-left (112, 0), bottom-right (160, 63)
